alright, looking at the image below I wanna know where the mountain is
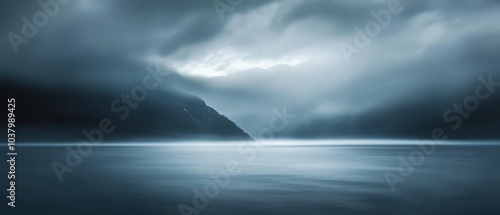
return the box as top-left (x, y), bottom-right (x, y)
top-left (1, 78), bottom-right (252, 143)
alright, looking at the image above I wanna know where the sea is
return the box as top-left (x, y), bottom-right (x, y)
top-left (3, 140), bottom-right (500, 215)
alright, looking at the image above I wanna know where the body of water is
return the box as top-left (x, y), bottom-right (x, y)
top-left (3, 140), bottom-right (500, 214)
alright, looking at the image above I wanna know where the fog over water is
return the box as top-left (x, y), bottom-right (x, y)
top-left (1, 1), bottom-right (500, 214)
top-left (7, 140), bottom-right (500, 215)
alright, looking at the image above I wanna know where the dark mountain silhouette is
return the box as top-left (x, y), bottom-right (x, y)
top-left (1, 78), bottom-right (252, 143)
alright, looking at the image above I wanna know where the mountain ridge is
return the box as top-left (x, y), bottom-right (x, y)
top-left (1, 78), bottom-right (252, 143)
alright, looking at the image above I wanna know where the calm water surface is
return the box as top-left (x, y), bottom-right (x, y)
top-left (4, 141), bottom-right (500, 214)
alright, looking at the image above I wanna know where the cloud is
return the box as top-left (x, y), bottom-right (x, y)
top-left (169, 0), bottom-right (500, 138)
top-left (1, 0), bottom-right (500, 139)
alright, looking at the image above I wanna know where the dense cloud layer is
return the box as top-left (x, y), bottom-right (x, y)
top-left (1, 0), bottom-right (500, 139)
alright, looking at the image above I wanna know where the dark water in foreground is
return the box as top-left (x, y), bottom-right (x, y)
top-left (3, 141), bottom-right (500, 215)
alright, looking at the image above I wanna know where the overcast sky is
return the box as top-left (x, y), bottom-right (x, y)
top-left (2, 0), bottom-right (500, 139)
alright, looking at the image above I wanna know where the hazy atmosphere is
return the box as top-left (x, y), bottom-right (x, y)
top-left (2, 0), bottom-right (500, 140)
top-left (2, 0), bottom-right (500, 214)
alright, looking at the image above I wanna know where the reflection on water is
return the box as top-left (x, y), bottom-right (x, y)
top-left (5, 141), bottom-right (500, 214)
